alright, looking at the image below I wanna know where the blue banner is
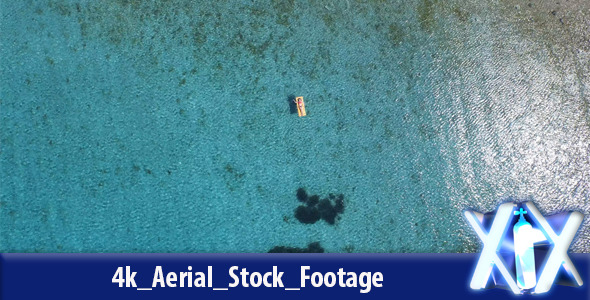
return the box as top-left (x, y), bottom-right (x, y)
top-left (1, 253), bottom-right (588, 299)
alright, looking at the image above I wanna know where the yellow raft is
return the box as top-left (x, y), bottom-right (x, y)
top-left (295, 96), bottom-right (306, 117)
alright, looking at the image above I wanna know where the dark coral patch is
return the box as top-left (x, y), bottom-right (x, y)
top-left (296, 187), bottom-right (308, 202)
top-left (293, 188), bottom-right (345, 225)
top-left (307, 195), bottom-right (319, 207)
top-left (268, 242), bottom-right (325, 253)
top-left (294, 205), bottom-right (320, 224)
top-left (317, 198), bottom-right (338, 225)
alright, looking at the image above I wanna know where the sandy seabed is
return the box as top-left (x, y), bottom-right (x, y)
top-left (1, 0), bottom-right (589, 253)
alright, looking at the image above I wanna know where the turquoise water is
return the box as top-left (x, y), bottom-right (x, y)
top-left (1, 0), bottom-right (589, 252)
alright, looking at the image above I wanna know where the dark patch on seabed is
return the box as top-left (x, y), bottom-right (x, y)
top-left (294, 188), bottom-right (345, 225)
top-left (268, 242), bottom-right (325, 253)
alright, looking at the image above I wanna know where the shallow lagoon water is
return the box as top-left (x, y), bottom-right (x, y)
top-left (1, 0), bottom-right (589, 252)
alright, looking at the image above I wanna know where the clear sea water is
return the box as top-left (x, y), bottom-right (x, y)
top-left (1, 0), bottom-right (589, 253)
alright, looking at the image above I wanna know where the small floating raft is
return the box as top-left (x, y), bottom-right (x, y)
top-left (295, 96), bottom-right (306, 117)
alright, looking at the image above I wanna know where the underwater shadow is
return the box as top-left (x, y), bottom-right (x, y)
top-left (287, 95), bottom-right (297, 114)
